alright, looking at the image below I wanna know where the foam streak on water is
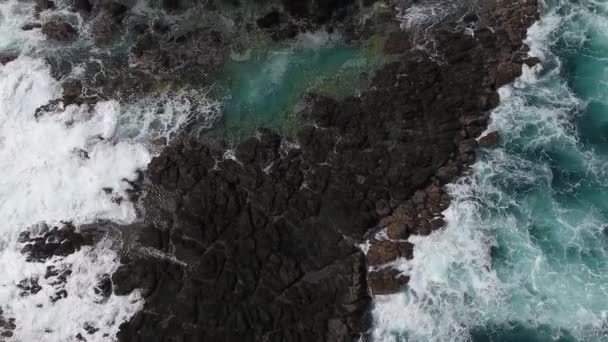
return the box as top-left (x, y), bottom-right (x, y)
top-left (374, 1), bottom-right (608, 341)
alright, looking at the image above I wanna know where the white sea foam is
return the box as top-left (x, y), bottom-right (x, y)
top-left (117, 88), bottom-right (223, 143)
top-left (0, 0), bottom-right (217, 340)
top-left (0, 57), bottom-right (148, 341)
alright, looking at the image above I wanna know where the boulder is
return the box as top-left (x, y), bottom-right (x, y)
top-left (367, 240), bottom-right (414, 266)
top-left (0, 54), bottom-right (17, 65)
top-left (459, 138), bottom-right (478, 154)
top-left (495, 62), bottom-right (522, 86)
top-left (368, 268), bottom-right (409, 295)
top-left (21, 23), bottom-right (42, 31)
top-left (257, 10), bottom-right (282, 29)
top-left (18, 223), bottom-right (101, 262)
top-left (34, 0), bottom-right (55, 13)
top-left (523, 56), bottom-right (541, 67)
top-left (62, 79), bottom-right (82, 99)
top-left (479, 131), bottom-right (500, 147)
top-left (71, 0), bottom-right (92, 13)
top-left (42, 21), bottom-right (78, 42)
top-left (34, 99), bottom-right (62, 120)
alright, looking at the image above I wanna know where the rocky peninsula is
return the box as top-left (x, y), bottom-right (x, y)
top-left (13, 0), bottom-right (540, 340)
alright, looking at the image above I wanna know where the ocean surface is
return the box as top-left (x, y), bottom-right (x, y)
top-left (373, 0), bottom-right (608, 341)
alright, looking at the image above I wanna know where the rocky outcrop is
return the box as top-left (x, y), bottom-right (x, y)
top-left (113, 130), bottom-right (372, 342)
top-left (0, 54), bottom-right (17, 65)
top-left (110, 1), bottom-right (539, 340)
top-left (20, 0), bottom-right (539, 340)
top-left (0, 310), bottom-right (16, 339)
top-left (368, 268), bottom-right (409, 295)
top-left (18, 223), bottom-right (97, 262)
top-left (479, 131), bottom-right (501, 147)
top-left (21, 22), bottom-right (42, 31)
top-left (361, 0), bottom-right (539, 295)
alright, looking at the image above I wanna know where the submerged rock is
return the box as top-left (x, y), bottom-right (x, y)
top-left (17, 277), bottom-right (42, 297)
top-left (62, 79), bottom-right (83, 100)
top-left (18, 223), bottom-right (100, 262)
top-left (367, 240), bottom-right (414, 266)
top-left (34, 0), bottom-right (55, 14)
top-left (0, 54), bottom-right (17, 65)
top-left (34, 99), bottom-right (62, 120)
top-left (42, 20), bottom-right (78, 42)
top-left (21, 23), bottom-right (42, 31)
top-left (0, 310), bottom-right (16, 339)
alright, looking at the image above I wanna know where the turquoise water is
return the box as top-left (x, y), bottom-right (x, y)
top-left (373, 1), bottom-right (608, 341)
top-left (220, 34), bottom-right (379, 135)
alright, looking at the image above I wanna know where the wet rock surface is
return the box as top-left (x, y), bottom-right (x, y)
top-left (18, 223), bottom-right (97, 262)
top-left (113, 131), bottom-right (372, 341)
top-left (111, 0), bottom-right (539, 340)
top-left (361, 0), bottom-right (540, 295)
top-left (479, 130), bottom-right (501, 147)
top-left (0, 54), bottom-right (17, 65)
top-left (368, 268), bottom-right (409, 295)
top-left (41, 20), bottom-right (78, 42)
top-left (0, 310), bottom-right (16, 339)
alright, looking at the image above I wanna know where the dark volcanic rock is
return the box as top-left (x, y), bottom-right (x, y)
top-left (115, 130), bottom-right (372, 341)
top-left (131, 27), bottom-right (227, 84)
top-left (90, 16), bottom-right (122, 45)
top-left (71, 0), bottom-right (93, 14)
top-left (19, 0), bottom-right (539, 339)
top-left (495, 62), bottom-right (523, 86)
top-left (0, 54), bottom-right (17, 65)
top-left (62, 79), bottom-right (83, 102)
top-left (34, 0), bottom-right (56, 13)
top-left (256, 9), bottom-right (282, 29)
top-left (479, 131), bottom-right (500, 147)
top-left (21, 23), bottom-right (42, 31)
top-left (42, 21), bottom-right (78, 42)
top-left (18, 223), bottom-right (99, 262)
top-left (368, 268), bottom-right (409, 295)
top-left (367, 240), bottom-right (414, 266)
top-left (34, 98), bottom-right (62, 120)
top-left (283, 0), bottom-right (355, 23)
top-left (17, 277), bottom-right (42, 296)
top-left (383, 31), bottom-right (412, 54)
top-left (0, 310), bottom-right (16, 339)
top-left (364, 0), bottom-right (539, 295)
top-left (113, 0), bottom-right (540, 338)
